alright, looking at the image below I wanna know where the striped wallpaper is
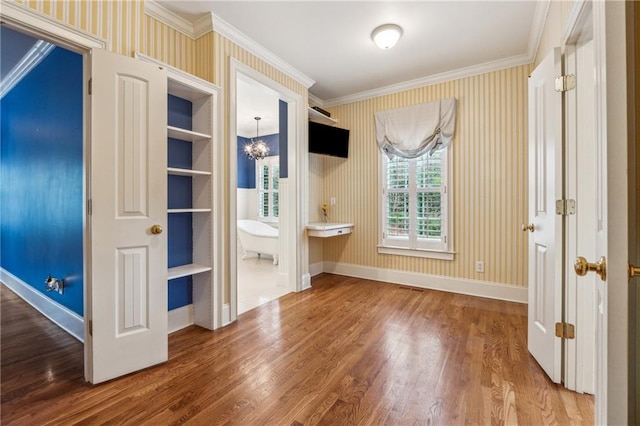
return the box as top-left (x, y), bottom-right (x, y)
top-left (322, 65), bottom-right (531, 287)
top-left (16, 0), bottom-right (195, 73)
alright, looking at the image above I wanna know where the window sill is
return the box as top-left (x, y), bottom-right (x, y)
top-left (377, 245), bottom-right (455, 260)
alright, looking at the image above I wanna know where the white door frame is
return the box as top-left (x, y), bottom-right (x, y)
top-left (0, 1), bottom-right (105, 381)
top-left (228, 58), bottom-right (309, 323)
top-left (562, 0), bottom-right (630, 422)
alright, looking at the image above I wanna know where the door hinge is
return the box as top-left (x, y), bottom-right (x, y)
top-left (555, 322), bottom-right (575, 339)
top-left (88, 78), bottom-right (92, 95)
top-left (88, 320), bottom-right (93, 336)
top-left (555, 74), bottom-right (576, 92)
top-left (555, 199), bottom-right (576, 216)
top-left (87, 199), bottom-right (92, 215)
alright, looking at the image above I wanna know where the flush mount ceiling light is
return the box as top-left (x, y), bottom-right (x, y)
top-left (371, 24), bottom-right (403, 50)
top-left (244, 116), bottom-right (270, 160)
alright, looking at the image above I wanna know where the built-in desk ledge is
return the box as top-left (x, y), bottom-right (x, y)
top-left (307, 222), bottom-right (353, 238)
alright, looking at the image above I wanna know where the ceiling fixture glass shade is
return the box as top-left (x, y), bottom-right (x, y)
top-left (244, 116), bottom-right (270, 160)
top-left (371, 24), bottom-right (403, 50)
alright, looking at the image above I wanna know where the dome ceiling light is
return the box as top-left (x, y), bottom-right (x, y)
top-left (371, 24), bottom-right (403, 50)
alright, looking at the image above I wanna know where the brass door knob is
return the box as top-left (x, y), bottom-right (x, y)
top-left (521, 223), bottom-right (534, 232)
top-left (630, 263), bottom-right (640, 280)
top-left (574, 256), bottom-right (607, 281)
top-left (150, 224), bottom-right (163, 235)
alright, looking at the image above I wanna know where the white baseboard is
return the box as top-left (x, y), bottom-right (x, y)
top-left (322, 262), bottom-right (528, 304)
top-left (309, 261), bottom-right (323, 277)
top-left (1, 268), bottom-right (85, 342)
top-left (168, 304), bottom-right (194, 333)
top-left (222, 303), bottom-right (231, 326)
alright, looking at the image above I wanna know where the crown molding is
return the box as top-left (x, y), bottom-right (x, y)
top-left (322, 53), bottom-right (532, 107)
top-left (144, 0), bottom-right (195, 38)
top-left (529, 0), bottom-right (551, 62)
top-left (212, 13), bottom-right (315, 89)
top-left (193, 12), bottom-right (214, 39)
top-left (307, 93), bottom-right (324, 108)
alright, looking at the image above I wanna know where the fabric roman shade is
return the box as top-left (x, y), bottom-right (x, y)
top-left (375, 98), bottom-right (457, 159)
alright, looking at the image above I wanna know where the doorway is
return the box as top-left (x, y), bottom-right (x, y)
top-left (1, 22), bottom-right (86, 383)
top-left (235, 76), bottom-right (288, 314)
top-left (228, 59), bottom-right (308, 323)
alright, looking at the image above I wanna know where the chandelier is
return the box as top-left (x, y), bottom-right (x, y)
top-left (243, 116), bottom-right (270, 160)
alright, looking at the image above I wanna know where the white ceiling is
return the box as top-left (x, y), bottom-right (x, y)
top-left (158, 1), bottom-right (544, 105)
top-left (156, 1), bottom-right (545, 138)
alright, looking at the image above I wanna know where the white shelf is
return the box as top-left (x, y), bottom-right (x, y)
top-left (168, 208), bottom-right (212, 214)
top-left (307, 222), bottom-right (353, 238)
top-left (167, 126), bottom-right (211, 142)
top-left (167, 167), bottom-right (211, 177)
top-left (168, 263), bottom-right (212, 280)
top-left (308, 107), bottom-right (337, 125)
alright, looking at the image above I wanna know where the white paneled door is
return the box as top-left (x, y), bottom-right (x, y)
top-left (87, 49), bottom-right (168, 384)
top-left (526, 48), bottom-right (563, 383)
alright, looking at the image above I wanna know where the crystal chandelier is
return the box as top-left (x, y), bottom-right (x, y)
top-left (244, 116), bottom-right (270, 160)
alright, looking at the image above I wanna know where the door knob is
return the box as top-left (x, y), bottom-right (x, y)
top-left (574, 256), bottom-right (607, 281)
top-left (630, 263), bottom-right (640, 280)
top-left (521, 223), bottom-right (534, 232)
top-left (150, 224), bottom-right (163, 235)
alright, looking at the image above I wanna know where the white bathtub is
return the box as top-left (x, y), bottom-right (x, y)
top-left (237, 220), bottom-right (279, 265)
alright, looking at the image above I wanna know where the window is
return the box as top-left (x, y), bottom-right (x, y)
top-left (256, 156), bottom-right (279, 221)
top-left (380, 149), bottom-right (453, 259)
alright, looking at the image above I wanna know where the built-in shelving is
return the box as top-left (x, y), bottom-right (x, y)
top-left (167, 167), bottom-right (212, 177)
top-left (308, 106), bottom-right (337, 125)
top-left (168, 125), bottom-right (211, 142)
top-left (168, 208), bottom-right (212, 214)
top-left (168, 263), bottom-right (212, 280)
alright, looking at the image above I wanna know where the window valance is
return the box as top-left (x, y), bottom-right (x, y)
top-left (375, 98), bottom-right (457, 159)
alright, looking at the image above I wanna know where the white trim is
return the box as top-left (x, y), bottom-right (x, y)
top-left (301, 273), bottom-right (311, 290)
top-left (528, 1), bottom-right (551, 62)
top-left (193, 13), bottom-right (214, 39)
top-left (213, 14), bottom-right (315, 89)
top-left (168, 304), bottom-right (194, 333)
top-left (377, 246), bottom-right (455, 261)
top-left (561, 0), bottom-right (589, 46)
top-left (323, 53), bottom-right (531, 107)
top-left (0, 0), bottom-right (106, 51)
top-left (309, 261), bottom-right (324, 277)
top-left (134, 52), bottom-right (221, 92)
top-left (322, 262), bottom-right (528, 304)
top-left (222, 303), bottom-right (231, 326)
top-left (1, 268), bottom-right (85, 342)
top-left (144, 0), bottom-right (194, 38)
top-left (308, 93), bottom-right (324, 109)
top-left (0, 40), bottom-right (55, 99)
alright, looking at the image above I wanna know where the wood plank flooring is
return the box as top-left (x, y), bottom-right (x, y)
top-left (1, 274), bottom-right (594, 425)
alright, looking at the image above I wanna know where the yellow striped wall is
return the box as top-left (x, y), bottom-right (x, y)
top-left (322, 65), bottom-right (531, 287)
top-left (17, 0), bottom-right (144, 57)
top-left (16, 0), bottom-right (196, 74)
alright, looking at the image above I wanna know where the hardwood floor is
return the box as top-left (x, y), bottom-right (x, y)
top-left (1, 275), bottom-right (593, 425)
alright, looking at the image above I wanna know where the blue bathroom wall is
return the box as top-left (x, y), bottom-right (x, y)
top-left (0, 46), bottom-right (84, 315)
top-left (237, 133), bottom-right (279, 189)
top-left (279, 100), bottom-right (288, 178)
top-left (167, 94), bottom-right (194, 310)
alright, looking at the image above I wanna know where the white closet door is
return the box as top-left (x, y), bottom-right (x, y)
top-left (87, 49), bottom-right (168, 384)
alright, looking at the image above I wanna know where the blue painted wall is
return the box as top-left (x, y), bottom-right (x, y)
top-left (237, 133), bottom-right (279, 189)
top-left (167, 94), bottom-right (194, 310)
top-left (279, 100), bottom-right (288, 178)
top-left (0, 45), bottom-right (84, 316)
